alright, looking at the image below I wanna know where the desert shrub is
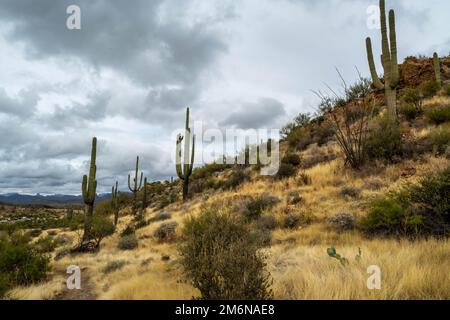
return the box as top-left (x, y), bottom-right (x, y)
top-left (361, 198), bottom-right (407, 236)
top-left (47, 230), bottom-right (57, 236)
top-left (281, 153), bottom-right (301, 166)
top-left (363, 167), bottom-right (450, 236)
top-left (89, 215), bottom-right (115, 248)
top-left (406, 167), bottom-right (450, 225)
top-left (426, 106), bottom-right (450, 125)
top-left (243, 195), bottom-right (279, 221)
top-left (179, 207), bottom-right (273, 300)
top-left (28, 229), bottom-right (42, 238)
top-left (428, 124), bottom-right (450, 153)
top-left (120, 225), bottom-right (135, 237)
top-left (0, 232), bottom-right (51, 297)
top-left (401, 88), bottom-right (422, 107)
top-left (286, 191), bottom-right (302, 205)
top-left (148, 212), bottom-right (171, 223)
top-left (102, 260), bottom-right (127, 274)
top-left (443, 84), bottom-right (450, 96)
top-left (286, 126), bottom-right (312, 151)
top-left (225, 168), bottom-right (249, 189)
top-left (283, 213), bottom-right (301, 229)
top-left (257, 215), bottom-right (278, 231)
top-left (153, 222), bottom-right (178, 242)
top-left (399, 103), bottom-right (422, 121)
top-left (339, 186), bottom-right (360, 199)
top-left (276, 163), bottom-right (297, 179)
top-left (363, 177), bottom-right (386, 190)
top-left (420, 80), bottom-right (440, 98)
top-left (250, 229), bottom-right (272, 247)
top-left (34, 235), bottom-right (57, 253)
top-left (298, 172), bottom-right (312, 185)
top-left (117, 234), bottom-right (138, 250)
top-left (327, 212), bottom-right (356, 231)
top-left (365, 116), bottom-right (402, 161)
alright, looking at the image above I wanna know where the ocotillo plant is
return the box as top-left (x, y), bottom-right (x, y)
top-left (433, 52), bottom-right (442, 87)
top-left (366, 0), bottom-right (399, 119)
top-left (176, 107), bottom-right (195, 202)
top-left (128, 156), bottom-right (143, 215)
top-left (81, 137), bottom-right (97, 242)
top-left (112, 181), bottom-right (119, 226)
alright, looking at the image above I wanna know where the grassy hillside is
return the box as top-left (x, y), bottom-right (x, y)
top-left (3, 54), bottom-right (450, 299)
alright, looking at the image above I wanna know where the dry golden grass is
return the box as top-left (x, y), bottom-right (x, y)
top-left (7, 151), bottom-right (450, 300)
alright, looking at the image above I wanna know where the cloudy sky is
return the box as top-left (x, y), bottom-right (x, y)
top-left (0, 0), bottom-right (448, 195)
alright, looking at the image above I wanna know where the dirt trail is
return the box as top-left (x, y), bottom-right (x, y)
top-left (54, 268), bottom-right (97, 300)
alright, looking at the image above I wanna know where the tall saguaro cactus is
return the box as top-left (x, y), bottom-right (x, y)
top-left (366, 0), bottom-right (399, 119)
top-left (112, 181), bottom-right (119, 226)
top-left (128, 156), bottom-right (143, 215)
top-left (81, 137), bottom-right (97, 242)
top-left (176, 107), bottom-right (195, 202)
top-left (433, 52), bottom-right (442, 87)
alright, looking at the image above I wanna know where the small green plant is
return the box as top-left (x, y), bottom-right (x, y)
top-left (276, 163), bottom-right (297, 179)
top-left (426, 106), bottom-right (450, 125)
top-left (443, 84), bottom-right (450, 97)
top-left (117, 234), bottom-right (138, 250)
top-left (244, 195), bottom-right (279, 221)
top-left (428, 124), bottom-right (450, 153)
top-left (327, 246), bottom-right (349, 266)
top-left (399, 103), bottom-right (422, 121)
top-left (365, 116), bottom-right (402, 161)
top-left (281, 153), bottom-right (301, 166)
top-left (420, 80), bottom-right (440, 98)
top-left (153, 222), bottom-right (178, 242)
top-left (355, 248), bottom-right (362, 262)
top-left (339, 186), bottom-right (360, 199)
top-left (102, 260), bottom-right (127, 274)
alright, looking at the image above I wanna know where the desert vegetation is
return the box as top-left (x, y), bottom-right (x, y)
top-left (1, 0), bottom-right (450, 300)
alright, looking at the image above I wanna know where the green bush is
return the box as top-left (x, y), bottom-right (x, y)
top-left (283, 213), bottom-right (301, 229)
top-left (257, 215), bottom-right (278, 231)
top-left (34, 235), bottom-right (57, 253)
top-left (0, 232), bottom-right (51, 297)
top-left (120, 225), bottom-right (135, 237)
top-left (363, 167), bottom-right (450, 237)
top-left (443, 84), bottom-right (450, 97)
top-left (276, 163), bottom-right (297, 179)
top-left (401, 88), bottom-right (422, 106)
top-left (153, 222), bottom-right (178, 242)
top-left (420, 80), bottom-right (440, 98)
top-left (399, 103), bottom-right (422, 121)
top-left (179, 207), bottom-right (273, 300)
top-left (428, 125), bottom-right (450, 153)
top-left (117, 234), bottom-right (138, 250)
top-left (148, 212), bottom-right (171, 224)
top-left (365, 117), bottom-right (402, 161)
top-left (281, 153), bottom-right (301, 166)
top-left (243, 195), bottom-right (279, 221)
top-left (426, 106), bottom-right (450, 125)
top-left (339, 186), bottom-right (360, 199)
top-left (89, 215), bottom-right (115, 248)
top-left (102, 260), bottom-right (127, 274)
top-left (361, 198), bottom-right (407, 235)
top-left (224, 168), bottom-right (249, 189)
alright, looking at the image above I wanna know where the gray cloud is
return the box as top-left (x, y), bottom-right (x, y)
top-left (219, 98), bottom-right (286, 129)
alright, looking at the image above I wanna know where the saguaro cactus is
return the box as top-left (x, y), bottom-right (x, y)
top-left (128, 156), bottom-right (143, 215)
top-left (176, 107), bottom-right (195, 202)
top-left (142, 177), bottom-right (148, 212)
top-left (433, 52), bottom-right (442, 87)
top-left (81, 137), bottom-right (97, 242)
top-left (112, 181), bottom-right (119, 226)
top-left (366, 0), bottom-right (399, 119)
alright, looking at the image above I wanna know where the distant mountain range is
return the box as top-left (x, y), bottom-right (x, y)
top-left (0, 193), bottom-right (112, 206)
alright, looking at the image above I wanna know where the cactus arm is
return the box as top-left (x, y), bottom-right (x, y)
top-left (128, 174), bottom-right (134, 192)
top-left (366, 38), bottom-right (384, 90)
top-left (176, 134), bottom-right (185, 180)
top-left (82, 175), bottom-right (88, 202)
top-left (380, 0), bottom-right (389, 68)
top-left (389, 9), bottom-right (399, 87)
top-left (188, 134), bottom-right (196, 176)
